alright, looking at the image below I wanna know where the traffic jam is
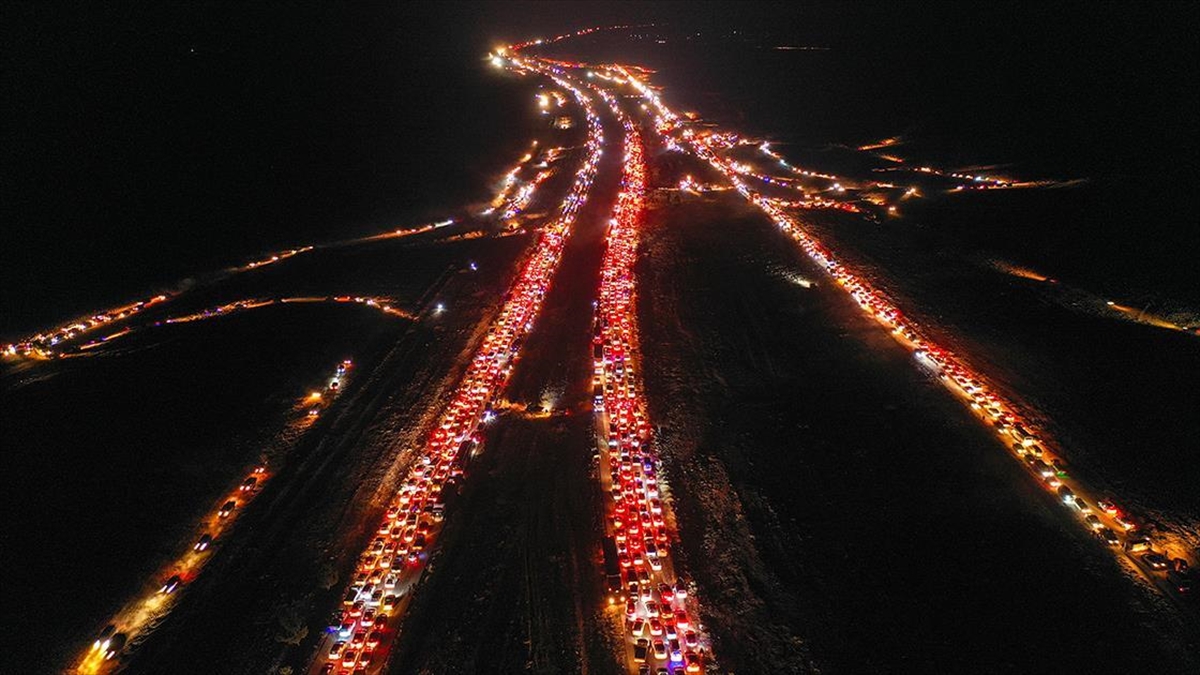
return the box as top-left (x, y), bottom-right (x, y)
top-left (585, 83), bottom-right (709, 673)
top-left (5, 139), bottom-right (564, 366)
top-left (307, 69), bottom-right (605, 675)
top-left (75, 359), bottom-right (353, 674)
top-left (610, 66), bottom-right (1195, 599)
top-left (4, 293), bottom-right (171, 360)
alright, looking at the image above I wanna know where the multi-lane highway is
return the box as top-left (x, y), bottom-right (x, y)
top-left (304, 70), bottom-right (606, 675)
top-left (8, 21), bottom-right (1195, 675)
top-left (603, 63), bottom-right (1198, 604)
top-left (586, 87), bottom-right (709, 674)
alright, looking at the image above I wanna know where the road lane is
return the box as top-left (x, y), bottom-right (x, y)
top-left (304, 71), bottom-right (606, 675)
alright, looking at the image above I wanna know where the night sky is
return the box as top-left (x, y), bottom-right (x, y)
top-left (2, 1), bottom-right (1196, 326)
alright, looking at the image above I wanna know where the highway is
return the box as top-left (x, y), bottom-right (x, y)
top-left (303, 69), bottom-right (606, 675)
top-left (603, 63), bottom-right (1198, 608)
top-left (586, 87), bottom-right (709, 674)
top-left (74, 359), bottom-right (355, 674)
top-left (10, 21), bottom-right (1194, 675)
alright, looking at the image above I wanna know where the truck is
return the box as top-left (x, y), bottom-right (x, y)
top-left (602, 536), bottom-right (622, 601)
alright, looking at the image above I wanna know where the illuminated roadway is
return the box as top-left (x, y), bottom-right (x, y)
top-left (24, 22), bottom-right (1194, 675)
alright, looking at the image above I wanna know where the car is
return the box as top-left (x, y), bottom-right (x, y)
top-left (684, 630), bottom-right (698, 648)
top-left (1097, 499), bottom-right (1120, 516)
top-left (1073, 499), bottom-right (1091, 514)
top-left (367, 630), bottom-right (383, 649)
top-left (382, 594), bottom-right (398, 612)
top-left (338, 622), bottom-right (355, 639)
top-left (160, 574), bottom-right (182, 594)
top-left (633, 638), bottom-right (649, 663)
top-left (1095, 527), bottom-right (1120, 546)
top-left (351, 630), bottom-right (366, 649)
top-left (92, 624), bottom-right (117, 652)
top-left (328, 640), bottom-right (347, 660)
top-left (342, 650), bottom-right (358, 668)
top-left (1029, 458), bottom-right (1051, 475)
top-left (319, 665), bottom-right (334, 675)
top-left (652, 639), bottom-right (668, 660)
top-left (104, 633), bottom-right (127, 660)
top-left (1114, 514), bottom-right (1138, 531)
top-left (1084, 514), bottom-right (1103, 529)
top-left (648, 618), bottom-right (663, 636)
top-left (194, 533), bottom-right (213, 552)
top-left (1167, 570), bottom-right (1193, 594)
top-left (674, 610), bottom-right (689, 629)
top-left (240, 477), bottom-right (258, 491)
top-left (1142, 552), bottom-right (1169, 570)
top-left (684, 650), bottom-right (702, 672)
top-left (631, 618), bottom-right (646, 636)
top-left (218, 500), bottom-right (237, 518)
top-left (1124, 536), bottom-right (1152, 553)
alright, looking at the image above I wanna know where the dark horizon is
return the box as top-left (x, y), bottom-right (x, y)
top-left (3, 2), bottom-right (1197, 333)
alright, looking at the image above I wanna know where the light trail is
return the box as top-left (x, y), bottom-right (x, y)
top-left (4, 294), bottom-right (171, 360)
top-left (232, 245), bottom-right (316, 273)
top-left (985, 260), bottom-right (1198, 335)
top-left (5, 141), bottom-right (562, 363)
top-left (505, 23), bottom-right (652, 54)
top-left (73, 296), bottom-right (412, 353)
top-left (611, 65), bottom-right (1198, 600)
top-left (588, 84), bottom-right (711, 673)
top-left (304, 66), bottom-right (606, 675)
top-left (858, 136), bottom-right (903, 151)
top-left (72, 359), bottom-right (354, 673)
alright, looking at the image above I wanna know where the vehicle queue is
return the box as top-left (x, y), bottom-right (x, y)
top-left (612, 65), bottom-right (1194, 598)
top-left (308, 67), bottom-right (607, 675)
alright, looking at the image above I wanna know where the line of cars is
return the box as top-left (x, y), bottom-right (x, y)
top-left (8, 140), bottom-right (555, 366)
top-left (309, 70), bottom-right (606, 675)
top-left (3, 293), bottom-right (171, 360)
top-left (586, 84), bottom-right (707, 675)
top-left (76, 360), bottom-right (352, 673)
top-left (618, 67), bottom-right (1197, 601)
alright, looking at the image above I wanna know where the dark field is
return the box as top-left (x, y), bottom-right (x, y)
top-left (5, 7), bottom-right (1200, 675)
top-left (635, 192), bottom-right (1199, 671)
top-left (0, 227), bottom-right (533, 673)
